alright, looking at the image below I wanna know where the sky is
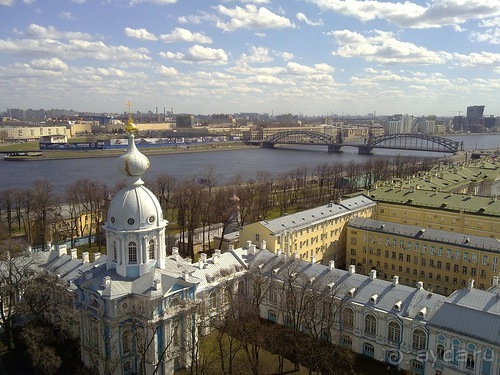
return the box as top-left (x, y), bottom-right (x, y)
top-left (0, 0), bottom-right (499, 117)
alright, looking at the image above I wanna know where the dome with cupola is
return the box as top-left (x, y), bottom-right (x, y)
top-left (104, 111), bottom-right (168, 278)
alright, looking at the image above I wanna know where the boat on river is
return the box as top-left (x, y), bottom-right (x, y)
top-left (4, 151), bottom-right (43, 161)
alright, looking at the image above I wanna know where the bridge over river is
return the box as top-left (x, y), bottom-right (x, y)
top-left (245, 130), bottom-right (463, 154)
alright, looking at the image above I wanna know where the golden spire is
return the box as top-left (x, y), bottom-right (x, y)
top-left (126, 100), bottom-right (137, 133)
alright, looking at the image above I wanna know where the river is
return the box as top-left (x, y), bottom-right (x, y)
top-left (1, 134), bottom-right (498, 194)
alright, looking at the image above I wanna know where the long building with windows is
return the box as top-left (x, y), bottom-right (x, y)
top-left (367, 187), bottom-right (500, 239)
top-left (239, 196), bottom-right (376, 266)
top-left (346, 217), bottom-right (500, 295)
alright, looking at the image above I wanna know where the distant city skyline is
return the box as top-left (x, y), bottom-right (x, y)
top-left (0, 0), bottom-right (499, 117)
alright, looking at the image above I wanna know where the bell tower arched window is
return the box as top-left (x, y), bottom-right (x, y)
top-left (149, 239), bottom-right (155, 260)
top-left (128, 241), bottom-right (137, 264)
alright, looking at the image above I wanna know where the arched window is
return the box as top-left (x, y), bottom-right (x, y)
top-left (364, 314), bottom-right (377, 336)
top-left (268, 310), bottom-right (277, 322)
top-left (148, 239), bottom-right (155, 260)
top-left (268, 287), bottom-right (277, 303)
top-left (436, 344), bottom-right (445, 360)
top-left (387, 321), bottom-right (401, 343)
top-left (128, 241), bottom-right (137, 264)
top-left (466, 353), bottom-right (475, 370)
top-left (113, 241), bottom-right (117, 262)
top-left (342, 308), bottom-right (354, 330)
top-left (122, 330), bottom-right (131, 354)
top-left (363, 342), bottom-right (375, 357)
top-left (172, 322), bottom-right (180, 347)
top-left (341, 335), bottom-right (352, 348)
top-left (412, 328), bottom-right (427, 350)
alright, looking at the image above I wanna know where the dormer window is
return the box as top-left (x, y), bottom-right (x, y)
top-left (393, 301), bottom-right (402, 311)
top-left (417, 307), bottom-right (427, 319)
top-left (370, 294), bottom-right (378, 304)
top-left (347, 287), bottom-right (356, 297)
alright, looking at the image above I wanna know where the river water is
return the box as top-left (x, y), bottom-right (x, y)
top-left (1, 134), bottom-right (498, 194)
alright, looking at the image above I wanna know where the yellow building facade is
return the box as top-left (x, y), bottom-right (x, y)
top-left (239, 196), bottom-right (376, 266)
top-left (367, 187), bottom-right (500, 239)
top-left (347, 217), bottom-right (500, 296)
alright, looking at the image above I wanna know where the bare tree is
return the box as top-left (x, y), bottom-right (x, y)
top-left (146, 174), bottom-right (177, 221)
top-left (0, 238), bottom-right (43, 349)
top-left (174, 178), bottom-right (204, 260)
top-left (29, 180), bottom-right (56, 250)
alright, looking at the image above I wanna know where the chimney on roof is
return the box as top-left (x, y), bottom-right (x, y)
top-left (172, 247), bottom-right (180, 261)
top-left (93, 252), bottom-right (101, 262)
top-left (57, 244), bottom-right (67, 257)
top-left (416, 281), bottom-right (424, 290)
top-left (348, 265), bottom-right (356, 274)
top-left (248, 244), bottom-right (256, 255)
top-left (182, 270), bottom-right (189, 281)
top-left (246, 240), bottom-right (252, 249)
top-left (152, 279), bottom-right (160, 290)
top-left (103, 276), bottom-right (111, 288)
top-left (392, 276), bottom-right (399, 286)
top-left (201, 253), bottom-right (207, 262)
top-left (329, 260), bottom-right (335, 270)
top-left (467, 278), bottom-right (475, 290)
top-left (311, 256), bottom-right (316, 264)
top-left (369, 269), bottom-right (377, 280)
top-left (70, 248), bottom-right (78, 259)
top-left (261, 240), bottom-right (266, 250)
top-left (293, 252), bottom-right (299, 259)
top-left (213, 249), bottom-right (221, 264)
top-left (82, 252), bottom-right (89, 263)
top-left (277, 248), bottom-right (282, 256)
top-left (228, 245), bottom-right (234, 252)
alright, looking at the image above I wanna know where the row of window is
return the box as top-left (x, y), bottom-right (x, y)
top-left (342, 309), bottom-right (427, 350)
top-left (378, 208), bottom-right (495, 229)
top-left (111, 240), bottom-right (156, 264)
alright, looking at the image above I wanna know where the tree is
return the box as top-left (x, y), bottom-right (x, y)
top-left (0, 238), bottom-right (44, 349)
top-left (29, 180), bottom-right (57, 250)
top-left (174, 178), bottom-right (204, 260)
top-left (146, 174), bottom-right (177, 221)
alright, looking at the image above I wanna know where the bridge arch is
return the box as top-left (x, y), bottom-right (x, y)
top-left (265, 130), bottom-right (338, 144)
top-left (366, 133), bottom-right (462, 153)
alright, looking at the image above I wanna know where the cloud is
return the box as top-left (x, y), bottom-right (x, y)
top-left (30, 57), bottom-right (68, 72)
top-left (240, 46), bottom-right (272, 63)
top-left (0, 38), bottom-right (151, 61)
top-left (453, 51), bottom-right (500, 67)
top-left (470, 18), bottom-right (500, 44)
top-left (308, 0), bottom-right (500, 29)
top-left (296, 12), bottom-right (323, 26)
top-left (160, 27), bottom-right (212, 44)
top-left (215, 4), bottom-right (295, 31)
top-left (160, 44), bottom-right (228, 64)
top-left (58, 11), bottom-right (75, 21)
top-left (0, 0), bottom-right (15, 5)
top-left (328, 29), bottom-right (451, 65)
top-left (17, 24), bottom-right (93, 41)
top-left (125, 27), bottom-right (158, 41)
top-left (279, 51), bottom-right (294, 61)
top-left (286, 61), bottom-right (334, 75)
top-left (158, 65), bottom-right (178, 76)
